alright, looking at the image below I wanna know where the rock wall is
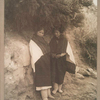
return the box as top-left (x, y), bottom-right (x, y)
top-left (4, 32), bottom-right (41, 100)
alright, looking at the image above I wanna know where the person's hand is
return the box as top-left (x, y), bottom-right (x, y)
top-left (52, 54), bottom-right (56, 58)
top-left (56, 54), bottom-right (61, 58)
top-left (56, 53), bottom-right (66, 58)
top-left (60, 53), bottom-right (66, 57)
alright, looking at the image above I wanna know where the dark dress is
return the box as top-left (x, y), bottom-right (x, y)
top-left (49, 35), bottom-right (76, 85)
top-left (32, 35), bottom-right (52, 87)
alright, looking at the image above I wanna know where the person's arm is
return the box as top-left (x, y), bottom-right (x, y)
top-left (56, 53), bottom-right (66, 58)
top-left (51, 53), bottom-right (57, 58)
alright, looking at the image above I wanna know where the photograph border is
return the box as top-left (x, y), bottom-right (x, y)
top-left (97, 0), bottom-right (100, 99)
top-left (0, 0), bottom-right (99, 100)
top-left (0, 0), bottom-right (4, 100)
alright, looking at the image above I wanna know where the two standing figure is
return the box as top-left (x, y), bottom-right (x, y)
top-left (29, 28), bottom-right (76, 100)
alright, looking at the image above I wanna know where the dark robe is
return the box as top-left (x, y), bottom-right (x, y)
top-left (32, 35), bottom-right (52, 87)
top-left (49, 35), bottom-right (76, 84)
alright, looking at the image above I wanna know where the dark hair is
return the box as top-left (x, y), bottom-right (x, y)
top-left (52, 28), bottom-right (61, 34)
top-left (52, 27), bottom-right (65, 34)
top-left (34, 25), bottom-right (44, 34)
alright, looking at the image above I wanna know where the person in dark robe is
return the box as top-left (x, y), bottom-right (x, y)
top-left (29, 28), bottom-right (54, 100)
top-left (49, 29), bottom-right (76, 94)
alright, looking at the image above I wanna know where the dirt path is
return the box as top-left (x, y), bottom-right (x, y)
top-left (49, 72), bottom-right (97, 100)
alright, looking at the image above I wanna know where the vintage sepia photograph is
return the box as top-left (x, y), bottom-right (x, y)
top-left (4, 0), bottom-right (97, 100)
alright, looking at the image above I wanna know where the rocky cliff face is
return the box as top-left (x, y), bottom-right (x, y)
top-left (4, 32), bottom-right (39, 100)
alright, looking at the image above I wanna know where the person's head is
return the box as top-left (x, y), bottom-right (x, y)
top-left (54, 30), bottom-right (61, 38)
top-left (36, 28), bottom-right (44, 37)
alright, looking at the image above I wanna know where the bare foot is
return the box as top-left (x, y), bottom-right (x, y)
top-left (58, 90), bottom-right (63, 93)
top-left (43, 98), bottom-right (48, 100)
top-left (52, 90), bottom-right (57, 94)
top-left (49, 95), bottom-right (54, 99)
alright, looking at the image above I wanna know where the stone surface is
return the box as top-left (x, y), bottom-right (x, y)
top-left (75, 73), bottom-right (85, 79)
top-left (77, 67), bottom-right (91, 76)
top-left (87, 68), bottom-right (97, 79)
top-left (4, 33), bottom-right (37, 100)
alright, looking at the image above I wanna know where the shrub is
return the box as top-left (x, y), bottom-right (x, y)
top-left (75, 28), bottom-right (97, 69)
top-left (5, 0), bottom-right (84, 34)
top-left (79, 0), bottom-right (93, 7)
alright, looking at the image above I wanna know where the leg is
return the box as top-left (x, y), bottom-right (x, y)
top-left (52, 83), bottom-right (58, 94)
top-left (47, 88), bottom-right (54, 99)
top-left (41, 89), bottom-right (48, 100)
top-left (58, 84), bottom-right (63, 93)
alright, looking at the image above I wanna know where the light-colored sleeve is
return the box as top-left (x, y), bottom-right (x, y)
top-left (29, 40), bottom-right (43, 72)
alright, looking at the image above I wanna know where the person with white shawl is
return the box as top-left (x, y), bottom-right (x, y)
top-left (29, 28), bottom-right (54, 100)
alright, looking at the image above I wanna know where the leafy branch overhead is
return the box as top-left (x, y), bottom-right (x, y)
top-left (5, 0), bottom-right (93, 33)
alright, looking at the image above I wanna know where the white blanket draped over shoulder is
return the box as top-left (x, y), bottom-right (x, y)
top-left (29, 39), bottom-right (52, 91)
top-left (66, 41), bottom-right (76, 64)
top-left (29, 39), bottom-right (75, 72)
top-left (29, 40), bottom-right (43, 72)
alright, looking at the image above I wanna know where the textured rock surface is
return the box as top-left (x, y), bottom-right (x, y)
top-left (75, 73), bottom-right (85, 79)
top-left (54, 72), bottom-right (97, 100)
top-left (4, 32), bottom-right (97, 100)
top-left (87, 68), bottom-right (97, 79)
top-left (77, 67), bottom-right (91, 76)
top-left (4, 32), bottom-right (40, 100)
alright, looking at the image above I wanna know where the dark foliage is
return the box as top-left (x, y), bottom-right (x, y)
top-left (79, 0), bottom-right (93, 7)
top-left (5, 0), bottom-right (85, 34)
top-left (80, 37), bottom-right (97, 68)
top-left (75, 28), bottom-right (97, 69)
